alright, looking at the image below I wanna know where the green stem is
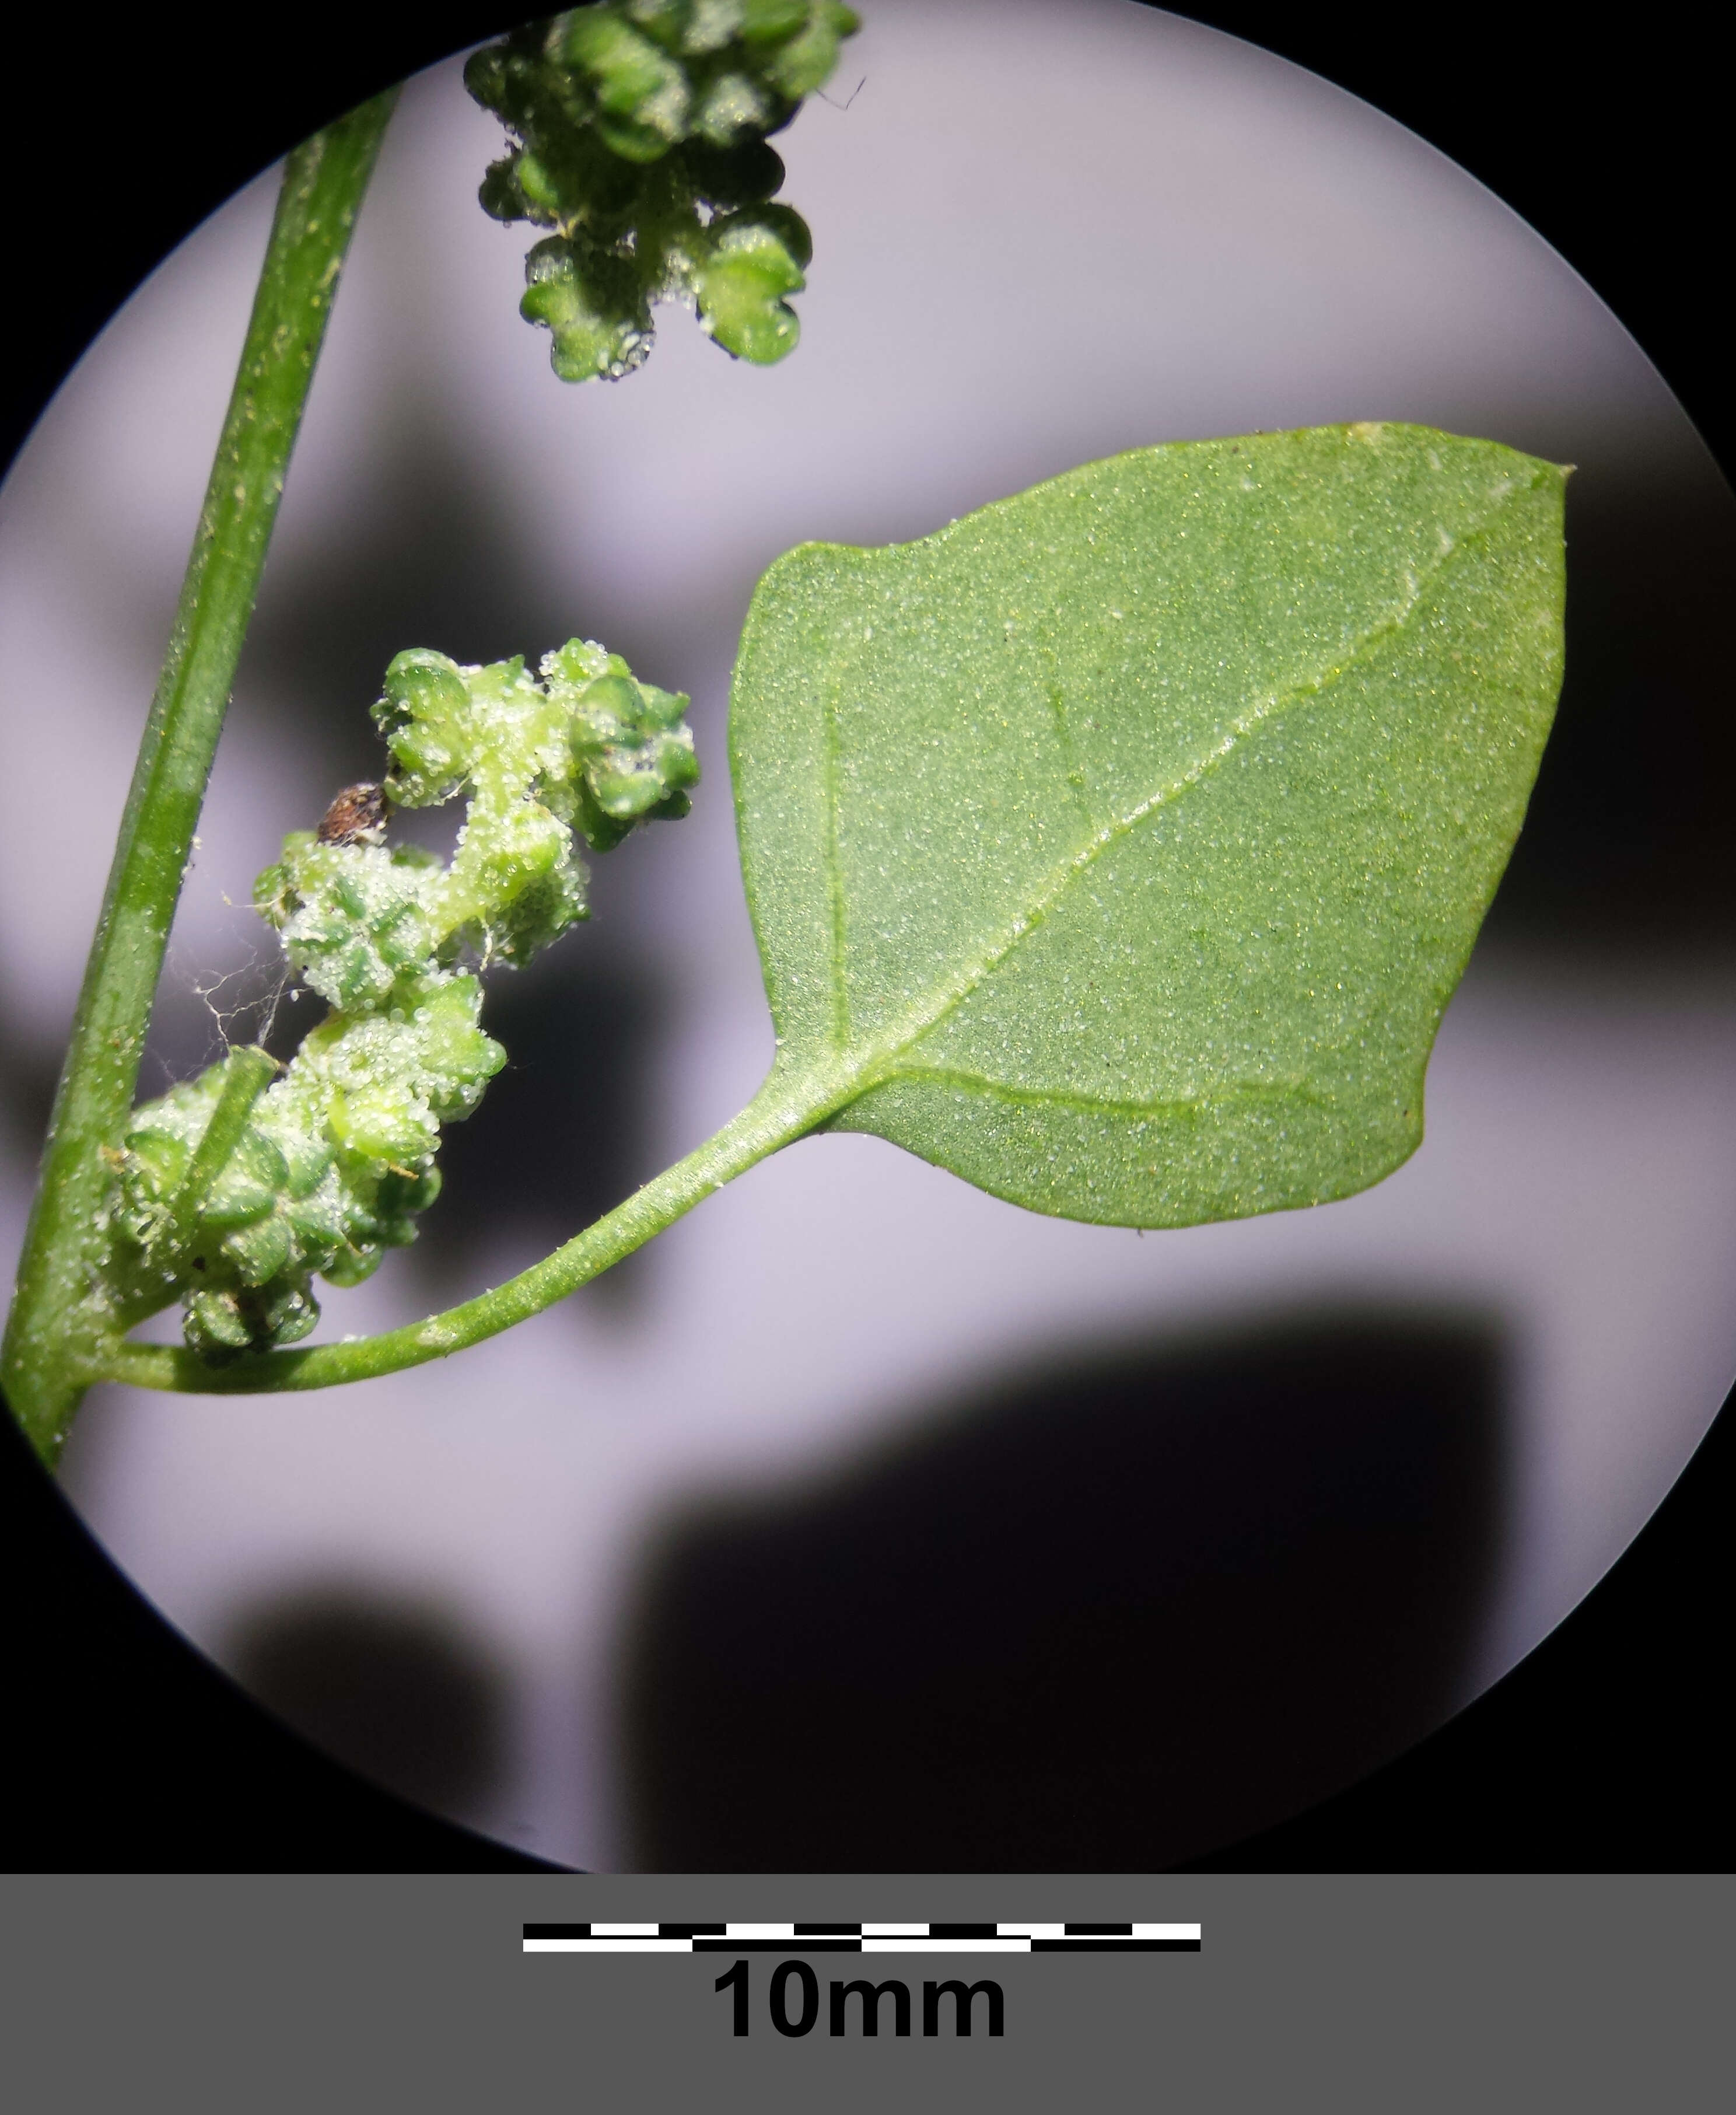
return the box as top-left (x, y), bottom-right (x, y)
top-left (167, 1046), bottom-right (281, 1227)
top-left (105, 1043), bottom-right (285, 1336)
top-left (94, 1055), bottom-right (856, 1395)
top-left (1, 93), bottom-right (398, 1463)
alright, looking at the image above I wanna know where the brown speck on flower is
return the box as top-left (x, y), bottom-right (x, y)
top-left (317, 782), bottom-right (392, 846)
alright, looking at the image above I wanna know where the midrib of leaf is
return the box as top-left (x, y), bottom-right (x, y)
top-left (808, 483), bottom-right (1536, 1107)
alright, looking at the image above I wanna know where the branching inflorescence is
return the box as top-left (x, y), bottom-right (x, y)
top-left (2, 21), bottom-right (856, 1455)
top-left (107, 644), bottom-right (697, 1359)
top-left (466, 0), bottom-right (859, 380)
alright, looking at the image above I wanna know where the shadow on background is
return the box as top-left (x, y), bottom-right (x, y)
top-left (225, 1584), bottom-right (509, 1825)
top-left (238, 393), bottom-right (587, 786)
top-left (1485, 462), bottom-right (1736, 948)
top-left (621, 1306), bottom-right (1507, 1871)
top-left (411, 942), bottom-right (666, 1304)
top-left (0, 1019), bottom-right (57, 1194)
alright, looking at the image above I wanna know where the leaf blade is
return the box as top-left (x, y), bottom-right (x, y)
top-left (732, 424), bottom-right (1566, 1226)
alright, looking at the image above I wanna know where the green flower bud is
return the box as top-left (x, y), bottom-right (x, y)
top-left (258, 837), bottom-right (442, 1011)
top-left (520, 238), bottom-right (654, 383)
top-left (186, 1278), bottom-right (319, 1360)
top-left (565, 9), bottom-right (692, 153)
top-left (375, 648), bottom-right (482, 802)
top-left (763, 1), bottom-right (859, 96)
top-left (694, 205), bottom-right (810, 361)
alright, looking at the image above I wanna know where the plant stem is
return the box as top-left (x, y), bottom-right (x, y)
top-left (94, 1055), bottom-right (859, 1395)
top-left (1, 93), bottom-right (398, 1464)
top-left (168, 1046), bottom-right (281, 1227)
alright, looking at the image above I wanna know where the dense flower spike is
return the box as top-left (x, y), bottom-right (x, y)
top-left (465, 1), bottom-right (856, 379)
top-left (107, 641), bottom-right (698, 1358)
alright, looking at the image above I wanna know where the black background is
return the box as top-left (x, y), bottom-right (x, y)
top-left (1, 1), bottom-right (1730, 1869)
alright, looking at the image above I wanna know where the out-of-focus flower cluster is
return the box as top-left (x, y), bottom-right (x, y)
top-left (466, 1), bottom-right (859, 379)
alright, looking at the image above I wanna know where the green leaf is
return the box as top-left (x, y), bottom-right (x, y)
top-left (730, 424), bottom-right (1567, 1228)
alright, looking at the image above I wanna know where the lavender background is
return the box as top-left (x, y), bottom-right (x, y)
top-left (3, 1), bottom-right (1732, 1866)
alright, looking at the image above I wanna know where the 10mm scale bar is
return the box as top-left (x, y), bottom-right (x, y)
top-left (523, 1922), bottom-right (1201, 1953)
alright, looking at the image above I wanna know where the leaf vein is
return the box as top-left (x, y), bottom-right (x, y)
top-left (855, 490), bottom-right (1533, 1079)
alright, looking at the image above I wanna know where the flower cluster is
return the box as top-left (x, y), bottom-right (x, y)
top-left (465, 1), bottom-right (858, 379)
top-left (107, 641), bottom-right (697, 1357)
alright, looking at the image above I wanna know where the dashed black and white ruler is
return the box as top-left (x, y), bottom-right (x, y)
top-left (524, 1922), bottom-right (1199, 1953)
